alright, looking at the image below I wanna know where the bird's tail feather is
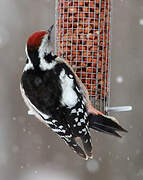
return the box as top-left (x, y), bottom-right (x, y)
top-left (88, 114), bottom-right (128, 138)
top-left (81, 132), bottom-right (93, 159)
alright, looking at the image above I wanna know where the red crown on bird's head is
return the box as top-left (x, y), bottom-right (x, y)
top-left (27, 31), bottom-right (48, 50)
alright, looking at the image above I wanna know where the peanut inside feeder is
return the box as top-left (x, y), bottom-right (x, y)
top-left (55, 0), bottom-right (112, 113)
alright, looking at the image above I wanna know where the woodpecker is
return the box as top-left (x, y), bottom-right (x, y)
top-left (20, 25), bottom-right (127, 160)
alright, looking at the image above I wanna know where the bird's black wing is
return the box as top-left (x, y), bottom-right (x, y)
top-left (21, 67), bottom-right (89, 159)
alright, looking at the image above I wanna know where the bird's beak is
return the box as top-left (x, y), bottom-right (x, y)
top-left (47, 24), bottom-right (54, 40)
top-left (48, 24), bottom-right (54, 34)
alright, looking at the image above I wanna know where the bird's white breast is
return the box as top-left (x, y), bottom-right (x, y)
top-left (59, 69), bottom-right (78, 108)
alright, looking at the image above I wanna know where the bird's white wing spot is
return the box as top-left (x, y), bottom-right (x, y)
top-left (82, 128), bottom-right (86, 132)
top-left (76, 86), bottom-right (80, 93)
top-left (65, 134), bottom-right (72, 138)
top-left (84, 139), bottom-right (88, 143)
top-left (52, 120), bottom-right (57, 123)
top-left (82, 100), bottom-right (85, 105)
top-left (77, 122), bottom-right (81, 126)
top-left (85, 112), bottom-right (88, 117)
top-left (59, 125), bottom-right (63, 129)
top-left (71, 109), bottom-right (77, 113)
top-left (80, 119), bottom-right (85, 123)
top-left (84, 115), bottom-right (87, 120)
top-left (52, 128), bottom-right (66, 133)
top-left (75, 118), bottom-right (78, 122)
top-left (78, 108), bottom-right (83, 113)
top-left (73, 144), bottom-right (77, 147)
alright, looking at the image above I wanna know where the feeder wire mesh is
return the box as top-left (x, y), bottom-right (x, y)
top-left (55, 0), bottom-right (112, 113)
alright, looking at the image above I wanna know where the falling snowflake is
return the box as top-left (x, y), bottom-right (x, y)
top-left (86, 159), bottom-right (100, 173)
top-left (116, 76), bottom-right (123, 84)
top-left (0, 27), bottom-right (9, 48)
top-left (139, 19), bottom-right (143, 26)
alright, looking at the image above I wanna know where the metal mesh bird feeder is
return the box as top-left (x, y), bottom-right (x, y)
top-left (55, 0), bottom-right (132, 114)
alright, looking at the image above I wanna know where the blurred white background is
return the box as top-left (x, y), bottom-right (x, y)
top-left (0, 0), bottom-right (143, 180)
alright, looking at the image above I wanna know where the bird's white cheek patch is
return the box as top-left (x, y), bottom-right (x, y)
top-left (39, 59), bottom-right (56, 71)
top-left (60, 69), bottom-right (78, 107)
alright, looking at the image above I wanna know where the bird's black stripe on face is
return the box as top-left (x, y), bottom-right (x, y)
top-left (44, 52), bottom-right (57, 63)
top-left (28, 49), bottom-right (57, 70)
top-left (28, 49), bottom-right (40, 68)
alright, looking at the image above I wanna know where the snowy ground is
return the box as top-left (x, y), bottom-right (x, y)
top-left (0, 0), bottom-right (143, 180)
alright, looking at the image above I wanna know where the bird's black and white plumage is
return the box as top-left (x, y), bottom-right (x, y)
top-left (20, 25), bottom-right (127, 160)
